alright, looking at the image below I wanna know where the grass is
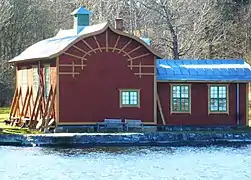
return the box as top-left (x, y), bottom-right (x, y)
top-left (0, 107), bottom-right (41, 134)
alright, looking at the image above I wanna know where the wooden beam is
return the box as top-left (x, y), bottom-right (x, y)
top-left (157, 93), bottom-right (166, 125)
top-left (118, 40), bottom-right (132, 54)
top-left (44, 86), bottom-right (57, 130)
top-left (20, 87), bottom-right (30, 117)
top-left (106, 30), bottom-right (108, 52)
top-left (72, 45), bottom-right (91, 56)
top-left (127, 65), bottom-right (155, 68)
top-left (72, 61), bottom-right (75, 78)
top-left (41, 85), bottom-right (53, 129)
top-left (93, 36), bottom-right (102, 52)
top-left (59, 64), bottom-right (87, 67)
top-left (82, 40), bottom-right (96, 53)
top-left (139, 62), bottom-right (142, 78)
top-left (134, 73), bottom-right (154, 76)
top-left (64, 52), bottom-right (83, 60)
top-left (9, 88), bottom-right (18, 119)
top-left (56, 57), bottom-right (60, 126)
top-left (23, 87), bottom-right (33, 118)
top-left (123, 46), bottom-right (141, 57)
top-left (59, 72), bottom-right (80, 75)
top-left (127, 53), bottom-right (150, 61)
top-left (112, 35), bottom-right (120, 52)
top-left (29, 88), bottom-right (40, 127)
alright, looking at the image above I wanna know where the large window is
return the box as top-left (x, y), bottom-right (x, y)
top-left (32, 66), bottom-right (39, 94)
top-left (171, 84), bottom-right (191, 113)
top-left (44, 65), bottom-right (50, 98)
top-left (209, 85), bottom-right (228, 113)
top-left (120, 89), bottom-right (140, 107)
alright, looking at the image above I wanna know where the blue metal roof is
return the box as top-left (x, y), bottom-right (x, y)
top-left (140, 37), bottom-right (151, 45)
top-left (157, 59), bottom-right (251, 82)
top-left (71, 7), bottom-right (92, 15)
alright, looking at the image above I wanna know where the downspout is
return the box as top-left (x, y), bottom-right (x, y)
top-left (236, 83), bottom-right (240, 125)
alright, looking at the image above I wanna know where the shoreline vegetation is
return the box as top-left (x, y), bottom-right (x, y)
top-left (0, 107), bottom-right (41, 134)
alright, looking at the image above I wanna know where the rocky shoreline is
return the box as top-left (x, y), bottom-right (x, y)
top-left (1, 132), bottom-right (251, 147)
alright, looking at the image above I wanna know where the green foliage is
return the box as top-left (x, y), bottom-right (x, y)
top-left (0, 107), bottom-right (42, 134)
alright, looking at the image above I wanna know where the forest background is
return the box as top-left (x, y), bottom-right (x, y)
top-left (0, 0), bottom-right (250, 106)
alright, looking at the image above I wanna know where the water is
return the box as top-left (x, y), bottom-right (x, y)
top-left (0, 145), bottom-right (251, 180)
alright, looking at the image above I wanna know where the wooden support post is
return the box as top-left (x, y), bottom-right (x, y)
top-left (29, 88), bottom-right (41, 127)
top-left (40, 85), bottom-right (53, 129)
top-left (9, 88), bottom-right (18, 119)
top-left (43, 86), bottom-right (57, 130)
top-left (157, 93), bottom-right (166, 125)
top-left (20, 87), bottom-right (30, 117)
top-left (23, 87), bottom-right (33, 118)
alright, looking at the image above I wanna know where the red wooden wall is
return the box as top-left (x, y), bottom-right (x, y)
top-left (58, 28), bottom-right (156, 124)
top-left (157, 82), bottom-right (247, 126)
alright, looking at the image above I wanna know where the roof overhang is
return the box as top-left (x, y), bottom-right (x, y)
top-left (9, 22), bottom-right (163, 63)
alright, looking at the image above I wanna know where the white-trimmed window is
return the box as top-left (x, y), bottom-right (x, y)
top-left (21, 68), bottom-right (28, 99)
top-left (209, 85), bottom-right (228, 113)
top-left (120, 89), bottom-right (140, 107)
top-left (44, 65), bottom-right (50, 98)
top-left (171, 84), bottom-right (191, 113)
top-left (32, 66), bottom-right (39, 94)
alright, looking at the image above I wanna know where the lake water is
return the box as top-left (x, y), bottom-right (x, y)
top-left (0, 145), bottom-right (251, 180)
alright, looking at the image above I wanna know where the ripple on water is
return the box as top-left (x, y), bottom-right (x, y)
top-left (0, 145), bottom-right (251, 180)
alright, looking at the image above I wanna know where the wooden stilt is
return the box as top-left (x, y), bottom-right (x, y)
top-left (157, 93), bottom-right (166, 125)
top-left (41, 85), bottom-right (57, 131)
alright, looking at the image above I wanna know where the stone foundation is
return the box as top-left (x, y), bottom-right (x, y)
top-left (1, 132), bottom-right (251, 147)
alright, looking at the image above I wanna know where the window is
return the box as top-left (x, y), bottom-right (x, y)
top-left (171, 85), bottom-right (191, 113)
top-left (209, 85), bottom-right (228, 113)
top-left (21, 68), bottom-right (28, 99)
top-left (120, 89), bottom-right (140, 107)
top-left (33, 66), bottom-right (39, 94)
top-left (44, 65), bottom-right (50, 98)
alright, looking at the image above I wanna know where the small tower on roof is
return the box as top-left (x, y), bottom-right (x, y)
top-left (71, 6), bottom-right (92, 34)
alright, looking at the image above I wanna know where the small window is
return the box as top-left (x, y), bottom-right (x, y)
top-left (44, 65), bottom-right (51, 98)
top-left (209, 85), bottom-right (228, 113)
top-left (32, 66), bottom-right (39, 94)
top-left (171, 84), bottom-right (191, 113)
top-left (120, 89), bottom-right (140, 107)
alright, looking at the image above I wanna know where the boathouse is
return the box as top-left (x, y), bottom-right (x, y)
top-left (8, 7), bottom-right (251, 131)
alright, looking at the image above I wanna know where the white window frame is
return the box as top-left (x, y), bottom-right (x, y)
top-left (208, 84), bottom-right (229, 114)
top-left (119, 89), bottom-right (140, 108)
top-left (170, 84), bottom-right (191, 114)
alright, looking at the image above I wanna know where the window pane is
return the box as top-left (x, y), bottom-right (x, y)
top-left (129, 91), bottom-right (138, 105)
top-left (209, 85), bottom-right (227, 112)
top-left (210, 86), bottom-right (218, 98)
top-left (181, 86), bottom-right (189, 98)
top-left (219, 99), bottom-right (227, 111)
top-left (122, 92), bottom-right (129, 105)
top-left (219, 86), bottom-right (227, 98)
top-left (210, 99), bottom-right (218, 111)
top-left (121, 91), bottom-right (139, 106)
top-left (172, 86), bottom-right (180, 98)
top-left (181, 98), bottom-right (189, 111)
top-left (172, 98), bottom-right (180, 111)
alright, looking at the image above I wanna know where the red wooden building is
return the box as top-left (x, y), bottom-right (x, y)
top-left (8, 7), bottom-right (251, 131)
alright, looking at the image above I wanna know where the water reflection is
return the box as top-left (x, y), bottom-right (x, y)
top-left (40, 146), bottom-right (176, 157)
top-left (0, 145), bottom-right (251, 180)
